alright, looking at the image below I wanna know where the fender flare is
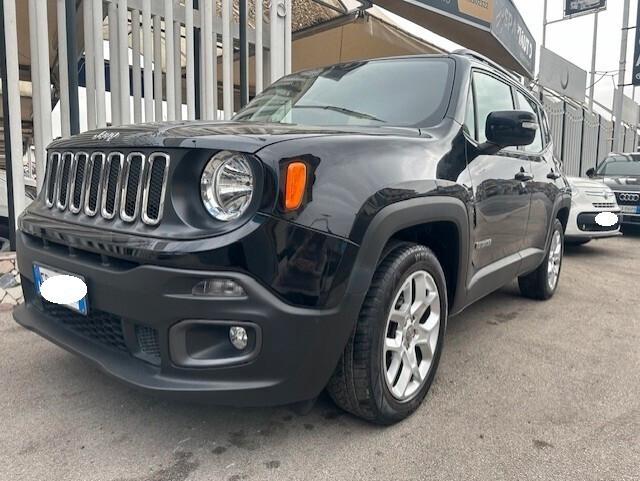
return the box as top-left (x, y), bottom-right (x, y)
top-left (547, 193), bottom-right (572, 250)
top-left (344, 196), bottom-right (471, 318)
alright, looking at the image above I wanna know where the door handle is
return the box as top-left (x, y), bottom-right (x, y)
top-left (547, 171), bottom-right (561, 180)
top-left (515, 171), bottom-right (533, 182)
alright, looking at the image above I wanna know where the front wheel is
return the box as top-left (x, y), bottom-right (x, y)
top-left (327, 243), bottom-right (447, 425)
top-left (518, 218), bottom-right (564, 300)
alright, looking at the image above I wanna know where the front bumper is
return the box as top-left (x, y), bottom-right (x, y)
top-left (565, 208), bottom-right (622, 240)
top-left (620, 212), bottom-right (640, 225)
top-left (14, 231), bottom-right (360, 406)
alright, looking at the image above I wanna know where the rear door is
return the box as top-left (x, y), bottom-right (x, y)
top-left (465, 70), bottom-right (532, 271)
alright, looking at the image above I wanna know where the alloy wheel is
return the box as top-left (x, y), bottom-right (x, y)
top-left (547, 230), bottom-right (562, 291)
top-left (383, 270), bottom-right (440, 402)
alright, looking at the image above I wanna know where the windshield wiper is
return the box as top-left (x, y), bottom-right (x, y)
top-left (294, 104), bottom-right (386, 123)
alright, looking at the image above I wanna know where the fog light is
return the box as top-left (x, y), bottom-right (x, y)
top-left (229, 326), bottom-right (248, 350)
top-left (192, 278), bottom-right (246, 298)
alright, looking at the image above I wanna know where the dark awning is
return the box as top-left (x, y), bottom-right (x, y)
top-left (374, 0), bottom-right (536, 78)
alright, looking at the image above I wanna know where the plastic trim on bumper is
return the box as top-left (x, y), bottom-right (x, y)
top-left (13, 232), bottom-right (361, 407)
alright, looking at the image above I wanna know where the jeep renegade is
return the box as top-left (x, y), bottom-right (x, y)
top-left (14, 52), bottom-right (571, 424)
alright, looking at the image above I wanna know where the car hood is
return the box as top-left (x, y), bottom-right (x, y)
top-left (595, 175), bottom-right (640, 192)
top-left (566, 176), bottom-right (612, 191)
top-left (47, 121), bottom-right (422, 153)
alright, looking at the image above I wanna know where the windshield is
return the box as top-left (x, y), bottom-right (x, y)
top-left (233, 58), bottom-right (455, 128)
top-left (596, 155), bottom-right (640, 176)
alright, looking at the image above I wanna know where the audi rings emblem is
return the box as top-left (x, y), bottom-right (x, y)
top-left (617, 192), bottom-right (640, 203)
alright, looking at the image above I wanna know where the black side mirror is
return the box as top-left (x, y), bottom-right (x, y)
top-left (479, 110), bottom-right (538, 155)
top-left (586, 168), bottom-right (595, 178)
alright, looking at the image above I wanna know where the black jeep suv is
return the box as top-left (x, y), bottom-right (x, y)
top-left (14, 52), bottom-right (570, 424)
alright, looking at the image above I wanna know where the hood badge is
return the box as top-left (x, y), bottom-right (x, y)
top-left (92, 131), bottom-right (121, 142)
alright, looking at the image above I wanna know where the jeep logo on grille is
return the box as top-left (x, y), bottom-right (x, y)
top-left (92, 131), bottom-right (121, 142)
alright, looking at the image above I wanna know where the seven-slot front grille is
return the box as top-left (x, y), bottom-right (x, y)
top-left (45, 151), bottom-right (169, 225)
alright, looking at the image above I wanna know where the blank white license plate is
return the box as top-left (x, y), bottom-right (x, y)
top-left (33, 264), bottom-right (89, 315)
top-left (621, 205), bottom-right (640, 214)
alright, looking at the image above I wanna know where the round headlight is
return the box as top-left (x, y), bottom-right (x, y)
top-left (200, 151), bottom-right (254, 221)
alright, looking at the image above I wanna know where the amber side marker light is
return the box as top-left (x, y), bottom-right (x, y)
top-left (285, 161), bottom-right (307, 210)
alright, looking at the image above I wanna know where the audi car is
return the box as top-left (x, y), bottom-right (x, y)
top-left (587, 153), bottom-right (640, 227)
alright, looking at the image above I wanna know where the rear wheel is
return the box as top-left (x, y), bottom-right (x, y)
top-left (327, 243), bottom-right (447, 425)
top-left (518, 219), bottom-right (564, 300)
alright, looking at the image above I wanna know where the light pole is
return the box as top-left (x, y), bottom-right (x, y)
top-left (588, 11), bottom-right (600, 111)
top-left (613, 0), bottom-right (632, 152)
top-left (542, 0), bottom-right (549, 49)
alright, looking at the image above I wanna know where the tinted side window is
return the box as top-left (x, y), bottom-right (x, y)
top-left (515, 91), bottom-right (543, 153)
top-left (473, 72), bottom-right (515, 143)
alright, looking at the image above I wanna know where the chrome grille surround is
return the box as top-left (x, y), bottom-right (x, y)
top-left (45, 150), bottom-right (170, 226)
top-left (44, 152), bottom-right (60, 208)
top-left (69, 152), bottom-right (89, 214)
top-left (84, 152), bottom-right (106, 217)
top-left (141, 153), bottom-right (170, 226)
top-left (55, 152), bottom-right (73, 210)
top-left (101, 152), bottom-right (125, 220)
top-left (120, 153), bottom-right (146, 223)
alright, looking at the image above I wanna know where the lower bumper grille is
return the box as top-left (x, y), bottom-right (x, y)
top-left (577, 212), bottom-right (620, 232)
top-left (36, 298), bottom-right (161, 366)
top-left (135, 325), bottom-right (161, 360)
top-left (40, 302), bottom-right (128, 352)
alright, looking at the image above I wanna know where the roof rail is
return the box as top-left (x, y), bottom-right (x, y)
top-left (452, 49), bottom-right (521, 82)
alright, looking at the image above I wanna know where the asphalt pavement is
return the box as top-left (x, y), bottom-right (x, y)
top-left (1, 230), bottom-right (639, 481)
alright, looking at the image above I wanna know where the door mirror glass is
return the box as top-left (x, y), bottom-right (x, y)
top-left (586, 168), bottom-right (595, 178)
top-left (485, 110), bottom-right (538, 148)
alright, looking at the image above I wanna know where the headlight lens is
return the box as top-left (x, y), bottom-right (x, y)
top-left (200, 151), bottom-right (254, 221)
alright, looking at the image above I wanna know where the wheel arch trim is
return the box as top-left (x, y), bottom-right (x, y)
top-left (345, 196), bottom-right (471, 319)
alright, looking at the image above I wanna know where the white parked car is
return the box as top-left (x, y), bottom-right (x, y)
top-left (565, 176), bottom-right (621, 245)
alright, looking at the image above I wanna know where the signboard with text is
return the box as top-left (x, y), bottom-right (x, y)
top-left (383, 0), bottom-right (536, 77)
top-left (564, 0), bottom-right (607, 18)
top-left (492, 0), bottom-right (535, 77)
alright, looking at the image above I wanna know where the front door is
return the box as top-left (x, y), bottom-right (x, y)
top-left (512, 89), bottom-right (559, 256)
top-left (465, 71), bottom-right (532, 271)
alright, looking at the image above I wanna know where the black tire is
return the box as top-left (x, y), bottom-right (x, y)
top-left (327, 243), bottom-right (447, 425)
top-left (518, 219), bottom-right (564, 300)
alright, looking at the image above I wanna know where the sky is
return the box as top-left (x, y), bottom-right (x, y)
top-left (515, 0), bottom-right (638, 110)
top-left (384, 0), bottom-right (640, 115)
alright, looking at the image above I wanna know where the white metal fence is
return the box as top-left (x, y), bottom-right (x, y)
top-left (540, 88), bottom-right (637, 177)
top-left (2, 0), bottom-right (291, 222)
